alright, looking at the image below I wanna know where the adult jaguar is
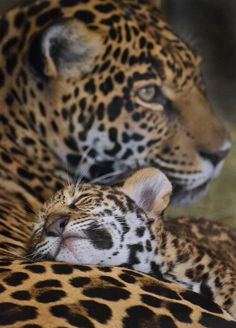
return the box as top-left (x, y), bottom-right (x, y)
top-left (28, 168), bottom-right (236, 319)
top-left (0, 0), bottom-right (232, 326)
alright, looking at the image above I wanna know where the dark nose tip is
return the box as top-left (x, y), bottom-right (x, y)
top-left (199, 149), bottom-right (229, 167)
top-left (46, 216), bottom-right (69, 237)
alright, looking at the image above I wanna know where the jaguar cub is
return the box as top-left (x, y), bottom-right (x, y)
top-left (28, 168), bottom-right (236, 318)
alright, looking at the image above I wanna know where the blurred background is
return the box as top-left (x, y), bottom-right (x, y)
top-left (1, 0), bottom-right (236, 225)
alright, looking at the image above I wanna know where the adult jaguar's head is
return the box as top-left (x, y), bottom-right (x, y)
top-left (28, 168), bottom-right (172, 273)
top-left (1, 0), bottom-right (230, 204)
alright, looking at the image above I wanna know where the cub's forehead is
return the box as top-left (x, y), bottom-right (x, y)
top-left (42, 183), bottom-right (128, 213)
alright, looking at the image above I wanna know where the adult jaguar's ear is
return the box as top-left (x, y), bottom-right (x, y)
top-left (121, 168), bottom-right (172, 219)
top-left (28, 19), bottom-right (103, 79)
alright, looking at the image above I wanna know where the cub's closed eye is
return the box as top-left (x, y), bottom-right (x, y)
top-left (137, 85), bottom-right (166, 105)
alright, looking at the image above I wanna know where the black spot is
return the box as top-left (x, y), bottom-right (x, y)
top-left (100, 14), bottom-right (120, 26)
top-left (0, 284), bottom-right (6, 293)
top-left (85, 79), bottom-right (96, 94)
top-left (22, 137), bottom-right (36, 145)
top-left (119, 273), bottom-right (136, 284)
top-left (27, 1), bottom-right (50, 16)
top-left (0, 303), bottom-right (37, 325)
top-left (36, 290), bottom-right (66, 303)
top-left (62, 108), bottom-right (68, 120)
top-left (180, 290), bottom-right (223, 313)
top-left (4, 272), bottom-right (29, 286)
top-left (108, 127), bottom-right (117, 142)
top-left (185, 268), bottom-right (194, 279)
top-left (22, 325), bottom-right (41, 328)
top-left (146, 239), bottom-right (152, 252)
top-left (70, 277), bottom-right (91, 288)
top-left (132, 133), bottom-right (143, 141)
top-left (67, 154), bottom-right (81, 167)
top-left (11, 290), bottom-right (31, 301)
top-left (136, 226), bottom-right (145, 237)
top-left (141, 294), bottom-right (163, 307)
top-left (36, 8), bottom-right (62, 26)
top-left (24, 264), bottom-right (46, 273)
top-left (39, 102), bottom-right (46, 117)
top-left (199, 313), bottom-right (236, 328)
top-left (52, 264), bottom-right (73, 275)
top-left (89, 161), bottom-right (114, 179)
top-left (14, 12), bottom-right (25, 28)
top-left (123, 305), bottom-right (158, 328)
top-left (142, 283), bottom-right (181, 300)
top-left (39, 123), bottom-right (47, 137)
top-left (51, 305), bottom-right (95, 327)
top-left (74, 265), bottom-right (92, 272)
top-left (98, 266), bottom-right (112, 273)
top-left (127, 244), bottom-right (143, 266)
top-left (168, 302), bottom-right (192, 323)
top-left (114, 71), bottom-right (125, 84)
top-left (95, 3), bottom-right (116, 13)
top-left (64, 136), bottom-right (78, 151)
top-left (200, 280), bottom-right (214, 300)
top-left (35, 279), bottom-right (62, 289)
top-left (99, 59), bottom-right (111, 73)
top-left (1, 152), bottom-right (12, 164)
top-left (100, 275), bottom-right (125, 287)
top-left (60, 0), bottom-right (85, 6)
top-left (159, 315), bottom-right (177, 328)
top-left (6, 54), bottom-right (18, 75)
top-left (108, 96), bottom-right (123, 122)
top-left (5, 93), bottom-right (14, 106)
top-left (100, 76), bottom-right (113, 95)
top-left (86, 223), bottom-right (113, 250)
top-left (84, 287), bottom-right (130, 301)
top-left (121, 48), bottom-right (129, 64)
top-left (81, 300), bottom-right (112, 323)
top-left (74, 10), bottom-right (95, 24)
top-left (21, 325), bottom-right (41, 328)
top-left (97, 103), bottom-right (105, 120)
top-left (0, 17), bottom-right (8, 42)
top-left (17, 168), bottom-right (35, 180)
top-left (0, 69), bottom-right (5, 88)
top-left (109, 27), bottom-right (117, 40)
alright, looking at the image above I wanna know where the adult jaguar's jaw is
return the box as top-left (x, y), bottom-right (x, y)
top-left (170, 182), bottom-right (209, 205)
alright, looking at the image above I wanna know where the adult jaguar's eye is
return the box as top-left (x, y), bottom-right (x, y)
top-left (137, 85), bottom-right (166, 105)
top-left (137, 85), bottom-right (156, 102)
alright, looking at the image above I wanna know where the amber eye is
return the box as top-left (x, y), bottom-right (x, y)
top-left (137, 85), bottom-right (156, 102)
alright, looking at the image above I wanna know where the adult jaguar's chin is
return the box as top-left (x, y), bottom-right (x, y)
top-left (171, 182), bottom-right (209, 205)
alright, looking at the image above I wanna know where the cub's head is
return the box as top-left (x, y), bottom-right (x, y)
top-left (28, 168), bottom-right (171, 271)
top-left (3, 0), bottom-right (230, 203)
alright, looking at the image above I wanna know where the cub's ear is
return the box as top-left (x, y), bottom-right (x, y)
top-left (28, 19), bottom-right (103, 79)
top-left (121, 168), bottom-right (172, 219)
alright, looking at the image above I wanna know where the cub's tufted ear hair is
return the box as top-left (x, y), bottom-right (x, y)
top-left (28, 19), bottom-right (103, 79)
top-left (121, 168), bottom-right (172, 219)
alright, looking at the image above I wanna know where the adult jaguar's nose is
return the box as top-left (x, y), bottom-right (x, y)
top-left (45, 216), bottom-right (69, 237)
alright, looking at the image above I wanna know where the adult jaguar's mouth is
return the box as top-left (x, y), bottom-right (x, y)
top-left (171, 182), bottom-right (209, 205)
top-left (89, 163), bottom-right (210, 205)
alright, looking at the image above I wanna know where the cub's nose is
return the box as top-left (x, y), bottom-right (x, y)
top-left (45, 216), bottom-right (69, 237)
